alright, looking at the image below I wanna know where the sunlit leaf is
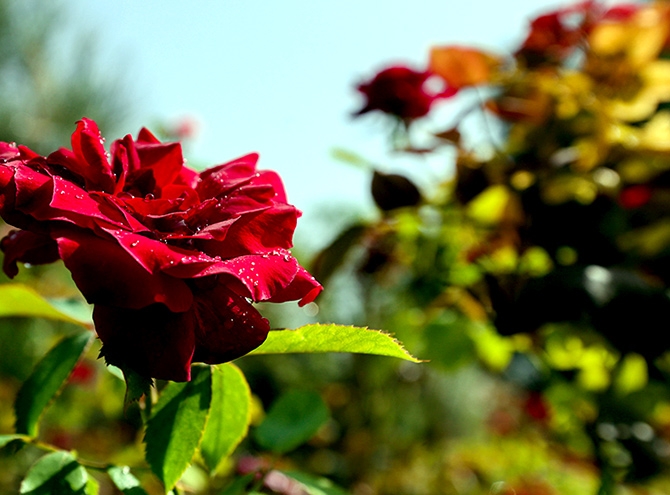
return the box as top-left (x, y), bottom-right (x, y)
top-left (15, 331), bottom-right (93, 436)
top-left (85, 474), bottom-right (99, 495)
top-left (107, 466), bottom-right (149, 495)
top-left (20, 451), bottom-right (88, 494)
top-left (254, 390), bottom-right (329, 454)
top-left (469, 324), bottom-right (514, 372)
top-left (248, 324), bottom-right (421, 362)
top-left (0, 284), bottom-right (91, 326)
top-left (145, 365), bottom-right (212, 491)
top-left (615, 353), bottom-right (648, 395)
top-left (466, 185), bottom-right (520, 225)
top-left (200, 363), bottom-right (251, 473)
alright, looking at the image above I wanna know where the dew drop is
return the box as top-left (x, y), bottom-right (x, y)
top-left (75, 194), bottom-right (83, 200)
top-left (130, 240), bottom-right (139, 247)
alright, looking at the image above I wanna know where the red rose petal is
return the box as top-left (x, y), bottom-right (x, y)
top-left (267, 266), bottom-right (322, 306)
top-left (94, 303), bottom-right (196, 382)
top-left (69, 118), bottom-right (116, 193)
top-left (191, 284), bottom-right (270, 365)
top-left (0, 230), bottom-right (60, 278)
top-left (167, 249), bottom-right (300, 301)
top-left (55, 228), bottom-right (193, 312)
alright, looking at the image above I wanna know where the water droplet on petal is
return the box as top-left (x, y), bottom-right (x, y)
top-left (130, 240), bottom-right (139, 247)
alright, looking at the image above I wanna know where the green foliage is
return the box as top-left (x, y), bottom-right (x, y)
top-left (200, 363), bottom-right (251, 473)
top-left (0, 284), bottom-right (90, 327)
top-left (14, 331), bottom-right (93, 436)
top-left (106, 466), bottom-right (149, 495)
top-left (254, 389), bottom-right (329, 454)
top-left (219, 474), bottom-right (255, 495)
top-left (144, 365), bottom-right (212, 491)
top-left (0, 433), bottom-right (27, 448)
top-left (19, 451), bottom-right (88, 495)
top-left (250, 324), bottom-right (421, 362)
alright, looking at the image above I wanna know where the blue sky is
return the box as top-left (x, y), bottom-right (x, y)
top-left (64, 0), bottom-right (565, 248)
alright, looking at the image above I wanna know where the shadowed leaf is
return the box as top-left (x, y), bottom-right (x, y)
top-left (15, 332), bottom-right (93, 436)
top-left (20, 451), bottom-right (87, 494)
top-left (144, 365), bottom-right (212, 490)
top-left (254, 390), bottom-right (329, 454)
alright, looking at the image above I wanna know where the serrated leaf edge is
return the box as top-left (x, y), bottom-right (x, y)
top-left (249, 323), bottom-right (424, 362)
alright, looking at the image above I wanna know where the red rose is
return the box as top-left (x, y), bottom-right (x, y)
top-left (0, 118), bottom-right (322, 381)
top-left (515, 1), bottom-right (599, 66)
top-left (353, 65), bottom-right (455, 123)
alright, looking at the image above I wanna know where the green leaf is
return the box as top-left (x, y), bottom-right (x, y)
top-left (20, 451), bottom-right (88, 494)
top-left (15, 331), bottom-right (93, 436)
top-left (145, 365), bottom-right (212, 491)
top-left (200, 363), bottom-right (251, 473)
top-left (0, 284), bottom-right (91, 326)
top-left (249, 324), bottom-right (422, 362)
top-left (219, 474), bottom-right (255, 495)
top-left (254, 390), bottom-right (329, 454)
top-left (0, 433), bottom-right (29, 448)
top-left (84, 474), bottom-right (99, 495)
top-left (107, 466), bottom-right (149, 495)
top-left (281, 471), bottom-right (349, 495)
top-left (422, 312), bottom-right (477, 371)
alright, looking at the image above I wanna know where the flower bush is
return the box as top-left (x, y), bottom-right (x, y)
top-left (313, 0), bottom-right (670, 491)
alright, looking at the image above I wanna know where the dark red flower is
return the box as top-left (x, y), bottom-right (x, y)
top-left (619, 184), bottom-right (653, 209)
top-left (0, 118), bottom-right (322, 381)
top-left (353, 65), bottom-right (454, 123)
top-left (516, 1), bottom-right (599, 66)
